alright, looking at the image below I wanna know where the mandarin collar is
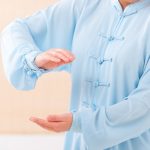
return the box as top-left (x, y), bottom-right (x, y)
top-left (111, 0), bottom-right (150, 16)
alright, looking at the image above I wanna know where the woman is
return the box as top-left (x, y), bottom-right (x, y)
top-left (1, 0), bottom-right (150, 149)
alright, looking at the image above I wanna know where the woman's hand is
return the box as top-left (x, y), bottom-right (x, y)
top-left (35, 49), bottom-right (75, 70)
top-left (29, 113), bottom-right (73, 132)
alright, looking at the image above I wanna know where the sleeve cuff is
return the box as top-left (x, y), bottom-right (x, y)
top-left (24, 50), bottom-right (52, 77)
top-left (69, 109), bottom-right (82, 132)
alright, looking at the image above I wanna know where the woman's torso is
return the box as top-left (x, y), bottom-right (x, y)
top-left (65, 0), bottom-right (150, 149)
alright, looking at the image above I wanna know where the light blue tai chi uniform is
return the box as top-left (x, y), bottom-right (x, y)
top-left (1, 0), bottom-right (150, 149)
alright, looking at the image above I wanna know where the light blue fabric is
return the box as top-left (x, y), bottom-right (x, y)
top-left (1, 0), bottom-right (150, 149)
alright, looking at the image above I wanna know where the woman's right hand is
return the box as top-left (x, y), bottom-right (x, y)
top-left (35, 49), bottom-right (75, 70)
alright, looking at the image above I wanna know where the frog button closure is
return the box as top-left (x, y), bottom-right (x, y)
top-left (108, 36), bottom-right (115, 41)
top-left (98, 58), bottom-right (113, 65)
top-left (92, 80), bottom-right (110, 88)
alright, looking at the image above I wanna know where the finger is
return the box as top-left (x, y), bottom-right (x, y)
top-left (44, 121), bottom-right (68, 132)
top-left (49, 121), bottom-right (72, 132)
top-left (36, 54), bottom-right (62, 69)
top-left (29, 117), bottom-right (70, 132)
top-left (47, 113), bottom-right (70, 122)
top-left (44, 53), bottom-right (61, 63)
top-left (56, 49), bottom-right (75, 59)
top-left (29, 117), bottom-right (54, 130)
top-left (45, 60), bottom-right (65, 69)
top-left (48, 51), bottom-right (71, 63)
top-left (54, 49), bottom-right (75, 60)
top-left (47, 114), bottom-right (64, 122)
top-left (36, 54), bottom-right (61, 68)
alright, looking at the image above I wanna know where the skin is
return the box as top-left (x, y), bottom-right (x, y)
top-left (30, 49), bottom-right (75, 132)
top-left (30, 0), bottom-right (139, 133)
top-left (119, 0), bottom-right (139, 9)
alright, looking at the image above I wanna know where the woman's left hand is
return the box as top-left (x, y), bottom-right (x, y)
top-left (29, 113), bottom-right (73, 132)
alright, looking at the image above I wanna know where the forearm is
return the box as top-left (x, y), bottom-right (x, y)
top-left (70, 88), bottom-right (150, 149)
top-left (1, 20), bottom-right (43, 90)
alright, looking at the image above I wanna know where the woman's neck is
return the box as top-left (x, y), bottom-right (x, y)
top-left (119, 0), bottom-right (137, 10)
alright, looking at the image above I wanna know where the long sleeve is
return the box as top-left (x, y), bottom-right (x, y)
top-left (0, 0), bottom-right (86, 90)
top-left (70, 54), bottom-right (150, 149)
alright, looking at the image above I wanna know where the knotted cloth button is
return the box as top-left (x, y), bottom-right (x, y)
top-left (108, 36), bottom-right (115, 41)
top-left (91, 103), bottom-right (97, 111)
top-left (27, 71), bottom-right (33, 76)
top-left (98, 58), bottom-right (113, 65)
top-left (94, 80), bottom-right (100, 87)
top-left (93, 81), bottom-right (110, 87)
top-left (98, 59), bottom-right (104, 65)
